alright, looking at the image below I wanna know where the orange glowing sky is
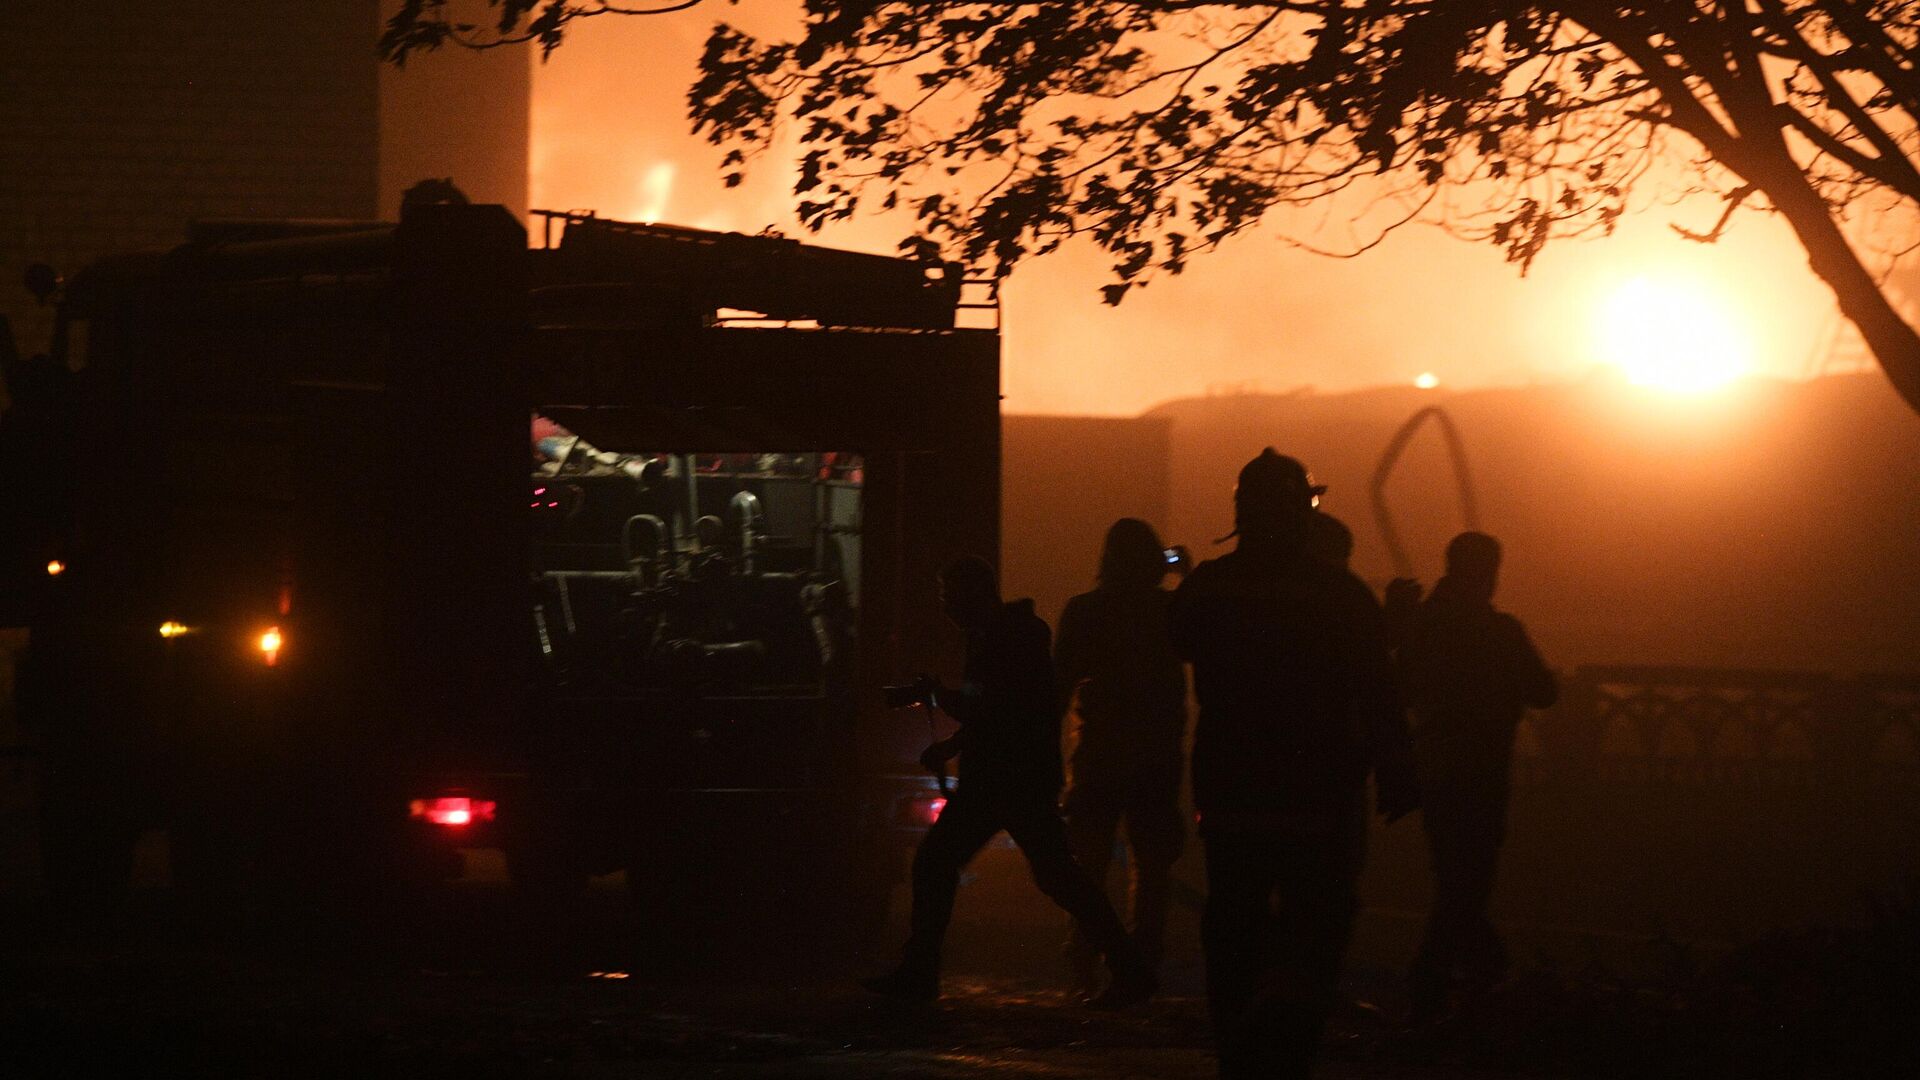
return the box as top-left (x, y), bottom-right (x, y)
top-left (528, 6), bottom-right (1853, 416)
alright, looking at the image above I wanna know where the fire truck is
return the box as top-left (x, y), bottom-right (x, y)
top-left (6, 204), bottom-right (997, 935)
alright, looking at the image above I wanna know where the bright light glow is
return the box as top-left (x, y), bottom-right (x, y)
top-left (1414, 372), bottom-right (1439, 389)
top-left (158, 621), bottom-right (190, 639)
top-left (409, 796), bottom-right (497, 827)
top-left (257, 626), bottom-right (283, 665)
top-left (631, 162), bottom-right (675, 225)
top-left (1597, 275), bottom-right (1752, 392)
top-left (45, 560), bottom-right (65, 576)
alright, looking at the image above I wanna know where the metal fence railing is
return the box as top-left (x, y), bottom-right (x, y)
top-left (1512, 666), bottom-right (1920, 788)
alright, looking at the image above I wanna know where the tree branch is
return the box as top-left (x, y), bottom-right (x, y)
top-left (1750, 0), bottom-right (1920, 203)
top-left (1777, 101), bottom-right (1920, 199)
top-left (1810, 0), bottom-right (1920, 123)
top-left (1670, 182), bottom-right (1755, 242)
top-left (1566, 7), bottom-right (1746, 168)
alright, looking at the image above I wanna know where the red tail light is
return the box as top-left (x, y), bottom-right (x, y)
top-left (896, 795), bottom-right (946, 827)
top-left (409, 796), bottom-right (497, 827)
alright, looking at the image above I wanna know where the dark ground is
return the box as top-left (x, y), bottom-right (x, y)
top-left (5, 840), bottom-right (1914, 1079)
top-left (0, 844), bottom-right (1532, 1080)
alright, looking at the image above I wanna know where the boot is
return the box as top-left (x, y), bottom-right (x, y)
top-left (1086, 948), bottom-right (1157, 1009)
top-left (861, 959), bottom-right (940, 1002)
top-left (1062, 931), bottom-right (1102, 992)
top-left (1407, 961), bottom-right (1450, 1025)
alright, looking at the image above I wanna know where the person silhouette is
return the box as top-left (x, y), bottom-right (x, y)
top-left (1172, 449), bottom-right (1417, 1080)
top-left (863, 556), bottom-right (1156, 1007)
top-left (1055, 519), bottom-right (1188, 983)
top-left (1395, 531), bottom-right (1557, 1021)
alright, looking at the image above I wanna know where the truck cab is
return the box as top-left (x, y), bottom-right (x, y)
top-left (11, 204), bottom-right (998, 934)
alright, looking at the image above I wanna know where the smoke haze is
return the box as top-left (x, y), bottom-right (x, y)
top-left (529, 5), bottom-right (1853, 415)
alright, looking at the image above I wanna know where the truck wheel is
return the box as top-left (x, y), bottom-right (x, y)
top-left (39, 822), bottom-right (137, 917)
top-left (37, 768), bottom-right (139, 920)
top-left (841, 838), bottom-right (901, 954)
top-left (625, 838), bottom-right (719, 958)
top-left (736, 825), bottom-right (896, 966)
top-left (167, 817), bottom-right (248, 930)
top-left (506, 841), bottom-right (591, 900)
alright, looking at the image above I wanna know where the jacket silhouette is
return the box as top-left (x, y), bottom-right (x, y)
top-left (1397, 531), bottom-right (1556, 1019)
top-left (938, 596), bottom-right (1063, 795)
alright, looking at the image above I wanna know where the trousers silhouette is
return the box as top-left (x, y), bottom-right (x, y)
top-left (1412, 783), bottom-right (1509, 995)
top-left (1063, 753), bottom-right (1184, 966)
top-left (1201, 804), bottom-right (1367, 1080)
top-left (903, 785), bottom-right (1133, 972)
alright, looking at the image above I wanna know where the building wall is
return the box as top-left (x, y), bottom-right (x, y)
top-left (0, 2), bottom-right (531, 372)
top-left (0, 3), bottom-right (383, 360)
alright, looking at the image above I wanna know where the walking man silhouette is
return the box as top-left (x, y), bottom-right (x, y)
top-left (1394, 532), bottom-right (1557, 1021)
top-left (864, 556), bottom-right (1156, 1007)
top-left (1173, 450), bottom-right (1417, 1080)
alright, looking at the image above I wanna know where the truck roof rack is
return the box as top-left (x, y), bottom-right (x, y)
top-left (532, 209), bottom-right (969, 331)
top-left (187, 219), bottom-right (392, 246)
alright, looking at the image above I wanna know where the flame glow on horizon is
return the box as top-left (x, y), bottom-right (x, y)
top-left (526, 14), bottom-right (1838, 415)
top-left (629, 162), bottom-right (676, 224)
top-left (1596, 274), bottom-right (1754, 393)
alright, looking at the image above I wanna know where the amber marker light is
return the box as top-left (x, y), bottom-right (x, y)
top-left (158, 621), bottom-right (190, 639)
top-left (257, 626), bottom-right (283, 665)
top-left (46, 560), bottom-right (65, 576)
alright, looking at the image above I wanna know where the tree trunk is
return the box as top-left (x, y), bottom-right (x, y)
top-left (1760, 163), bottom-right (1920, 417)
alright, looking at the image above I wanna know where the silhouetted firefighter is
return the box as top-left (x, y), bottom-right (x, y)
top-left (865, 556), bottom-right (1156, 1007)
top-left (1390, 531), bottom-right (1557, 1021)
top-left (1055, 519), bottom-right (1189, 984)
top-left (1173, 449), bottom-right (1417, 1080)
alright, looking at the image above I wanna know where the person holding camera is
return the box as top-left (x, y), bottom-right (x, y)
top-left (1172, 449), bottom-right (1417, 1080)
top-left (863, 556), bottom-right (1156, 1007)
top-left (1055, 518), bottom-right (1189, 984)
